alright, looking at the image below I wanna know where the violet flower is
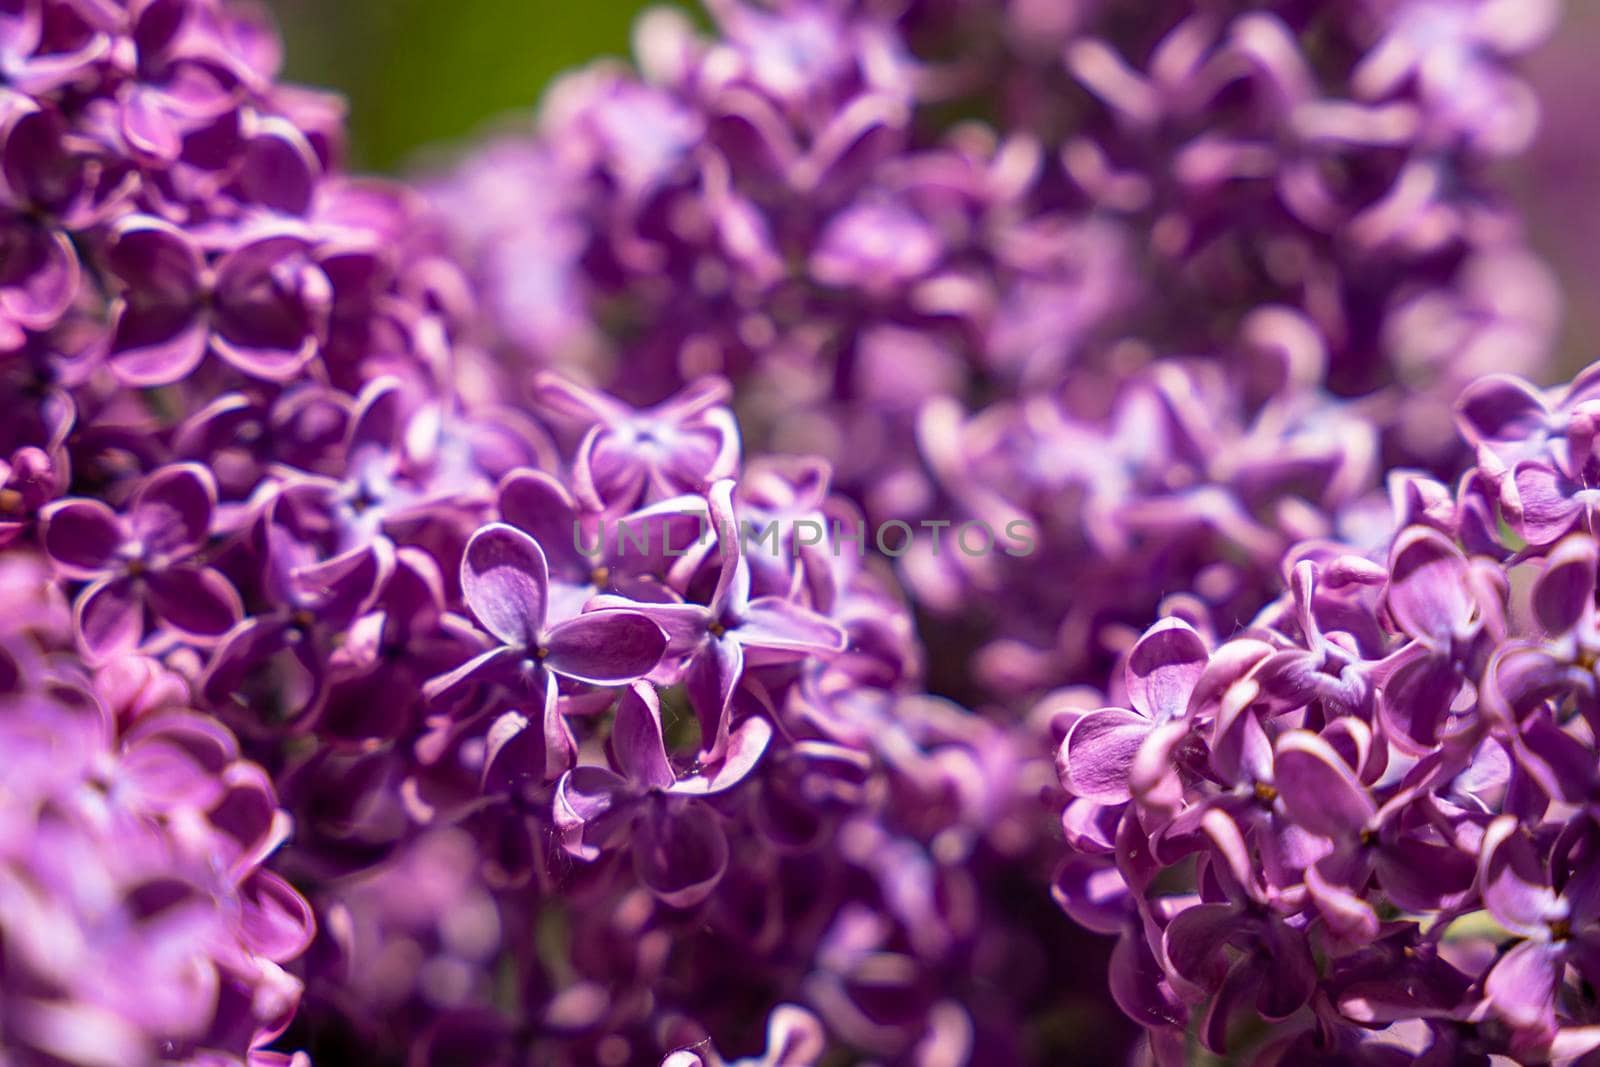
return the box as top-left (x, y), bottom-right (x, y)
top-left (423, 522), bottom-right (669, 706)
top-left (41, 462), bottom-right (241, 661)
top-left (605, 479), bottom-right (846, 757)
top-left (102, 216), bottom-right (332, 386)
top-left (554, 681), bottom-right (771, 907)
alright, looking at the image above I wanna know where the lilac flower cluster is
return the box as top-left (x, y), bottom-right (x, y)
top-left (431, 0), bottom-right (1560, 704)
top-left (2, 0), bottom-right (1582, 1063)
top-left (2, 5), bottom-right (1073, 1060)
top-left (0, 550), bottom-right (311, 1066)
top-left (1053, 361), bottom-right (1600, 1061)
top-left (273, 374), bottom-right (1073, 1064)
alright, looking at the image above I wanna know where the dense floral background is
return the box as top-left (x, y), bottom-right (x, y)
top-left (4, 0), bottom-right (1600, 1064)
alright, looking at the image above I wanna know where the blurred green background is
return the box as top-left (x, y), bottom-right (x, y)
top-left (268, 0), bottom-right (687, 171)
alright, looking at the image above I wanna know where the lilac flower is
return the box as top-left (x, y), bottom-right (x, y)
top-left (533, 373), bottom-right (741, 511)
top-left (108, 0), bottom-right (251, 166)
top-left (423, 522), bottom-right (669, 706)
top-left (1160, 812), bottom-right (1319, 1053)
top-left (1045, 353), bottom-right (1600, 1060)
top-left (200, 526), bottom-right (391, 731)
top-left (1058, 618), bottom-right (1207, 805)
top-left (494, 465), bottom-right (708, 623)
top-left (41, 462), bottom-right (241, 661)
top-left (1478, 816), bottom-right (1600, 1046)
top-left (1, 0), bottom-right (1584, 1062)
top-left (609, 479), bottom-right (846, 756)
top-left (103, 216), bottom-right (332, 386)
top-left (0, 577), bottom-right (312, 1066)
top-left (0, 97), bottom-right (82, 349)
top-left (554, 681), bottom-right (771, 906)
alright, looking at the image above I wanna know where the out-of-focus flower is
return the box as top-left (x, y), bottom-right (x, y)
top-left (0, 553), bottom-right (312, 1067)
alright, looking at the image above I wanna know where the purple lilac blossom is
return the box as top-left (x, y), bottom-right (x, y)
top-left (0, 550), bottom-right (312, 1067)
top-left (0, 0), bottom-right (1582, 1064)
top-left (429, 0), bottom-right (1561, 706)
top-left (1052, 357), bottom-right (1600, 1062)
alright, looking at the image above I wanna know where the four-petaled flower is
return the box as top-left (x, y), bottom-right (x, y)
top-left (41, 462), bottom-right (241, 661)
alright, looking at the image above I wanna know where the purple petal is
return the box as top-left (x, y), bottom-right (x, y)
top-left (1060, 707), bottom-right (1149, 805)
top-left (672, 714), bottom-right (771, 796)
top-left (1385, 527), bottom-right (1473, 646)
top-left (41, 498), bottom-right (123, 577)
top-left (553, 764), bottom-right (636, 860)
top-left (115, 733), bottom-right (225, 812)
top-left (129, 463), bottom-right (214, 559)
top-left (1128, 719), bottom-right (1189, 820)
top-left (1378, 649), bottom-right (1460, 755)
top-left (615, 599), bottom-right (710, 655)
top-left (294, 540), bottom-right (392, 624)
top-left (1531, 535), bottom-right (1597, 637)
top-left (74, 576), bottom-right (143, 661)
top-left (107, 301), bottom-right (209, 387)
top-left (610, 682), bottom-right (675, 790)
top-left (1510, 461), bottom-right (1582, 546)
top-left (238, 870), bottom-right (316, 963)
top-left (1456, 374), bottom-right (1549, 447)
top-left (105, 216), bottom-right (203, 304)
top-left (212, 236), bottom-right (329, 380)
top-left (0, 223), bottom-right (77, 328)
top-left (1306, 863), bottom-right (1379, 944)
top-left (1110, 928), bottom-right (1186, 1030)
top-left (1051, 855), bottom-right (1132, 935)
top-left (685, 637), bottom-right (743, 758)
top-left (498, 468), bottom-right (584, 578)
top-left (1485, 940), bottom-right (1564, 1033)
top-left (1372, 837), bottom-right (1475, 913)
top-left (1483, 643), bottom-right (1570, 726)
top-left (531, 372), bottom-right (627, 426)
top-left (738, 597), bottom-right (847, 661)
top-left (706, 479), bottom-right (743, 615)
top-left (572, 425), bottom-right (645, 510)
top-left (1479, 815), bottom-right (1565, 937)
top-left (211, 327), bottom-right (318, 382)
top-left (420, 646), bottom-right (521, 706)
top-left (199, 617), bottom-right (289, 709)
top-left (345, 375), bottom-right (406, 457)
top-left (1162, 902), bottom-right (1239, 993)
top-left (1124, 618), bottom-right (1208, 721)
top-left (1186, 638), bottom-right (1275, 719)
top-left (543, 609), bottom-right (666, 685)
top-left (648, 376), bottom-right (731, 422)
top-left (757, 1005), bottom-right (825, 1067)
top-left (633, 797), bottom-right (729, 908)
top-left (461, 523), bottom-right (549, 648)
top-left (1514, 709), bottom-right (1598, 805)
top-left (1201, 809), bottom-right (1257, 901)
top-left (146, 566), bottom-right (241, 642)
top-left (482, 678), bottom-right (574, 791)
top-left (212, 762), bottom-right (288, 872)
top-left (1274, 730), bottom-right (1376, 839)
top-left (236, 121), bottom-right (318, 215)
top-left (121, 85), bottom-right (183, 162)
top-left (1208, 703), bottom-right (1274, 789)
top-left (1257, 919), bottom-right (1316, 1018)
